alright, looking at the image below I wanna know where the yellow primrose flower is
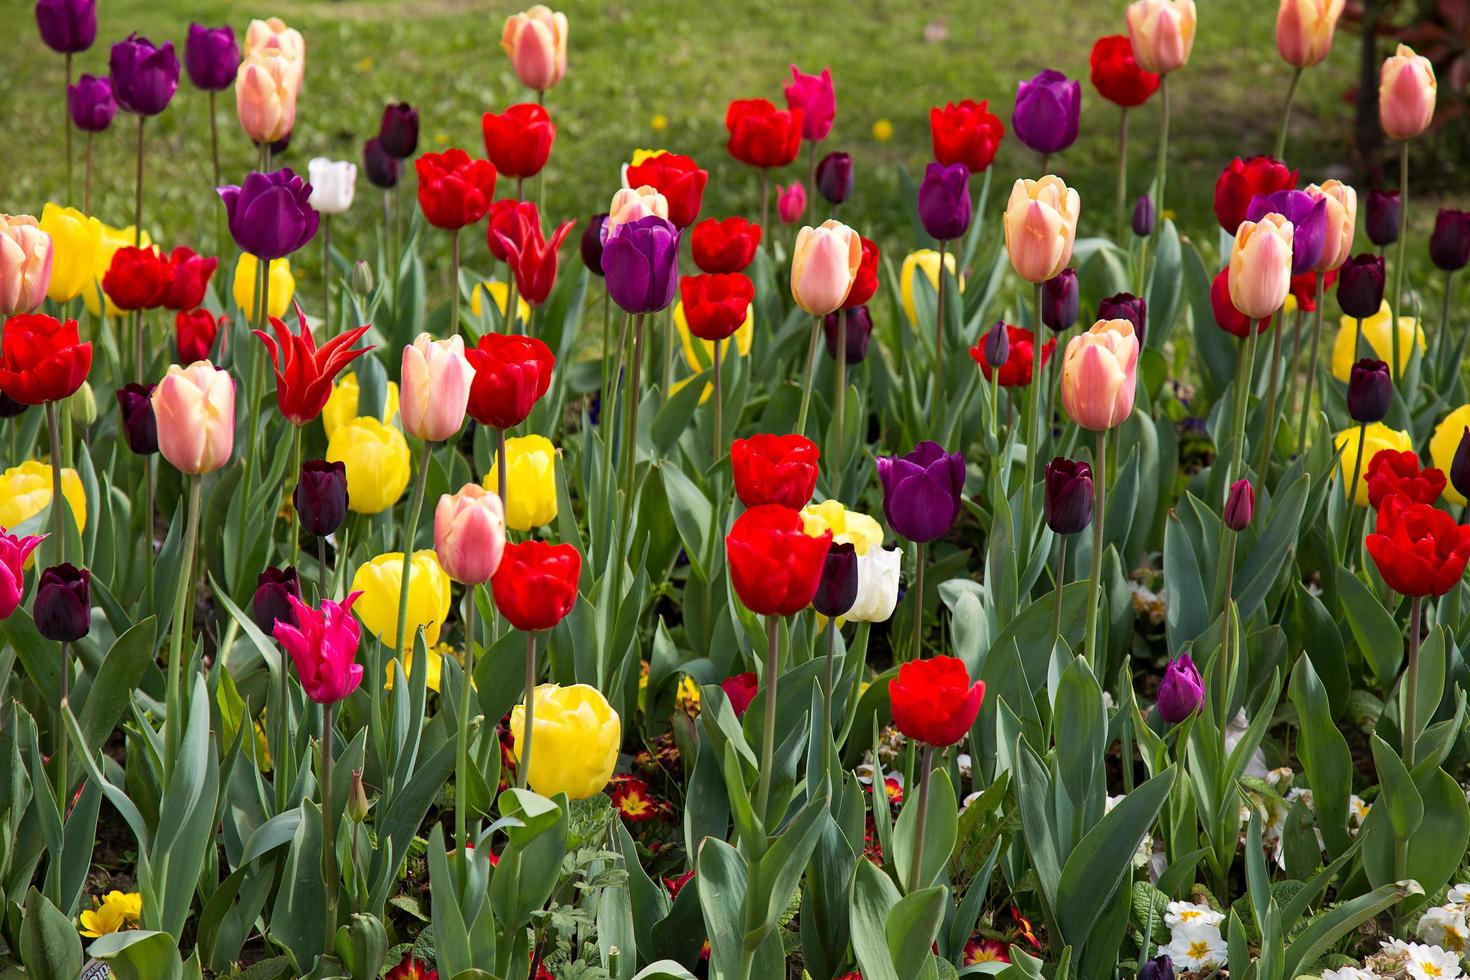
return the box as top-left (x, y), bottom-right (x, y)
top-left (511, 683), bottom-right (621, 799)
top-left (800, 500), bottom-right (884, 555)
top-left (1430, 404), bottom-right (1470, 505)
top-left (351, 550), bottom-right (452, 652)
top-left (872, 118), bottom-right (894, 142)
top-left (321, 371), bottom-right (400, 439)
top-left (485, 434), bottom-right (558, 531)
top-left (900, 248), bottom-right (964, 327)
top-left (78, 903), bottom-right (127, 938)
top-left (470, 280), bottom-right (531, 327)
top-left (675, 675), bottom-right (701, 718)
top-left (326, 416), bottom-right (411, 514)
top-left (651, 114), bottom-right (668, 131)
top-left (232, 254), bottom-right (296, 321)
top-left (82, 222), bottom-right (151, 317)
top-left (39, 203), bottom-right (102, 303)
top-left (100, 891), bottom-right (142, 924)
top-left (1329, 300), bottom-right (1426, 381)
top-left (0, 460), bottom-right (86, 538)
top-left (1334, 421), bottom-right (1412, 507)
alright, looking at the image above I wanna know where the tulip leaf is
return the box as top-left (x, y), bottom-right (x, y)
top-left (1336, 569), bottom-right (1402, 685)
top-left (20, 888), bottom-right (82, 980)
top-left (87, 929), bottom-right (183, 980)
top-left (1283, 879), bottom-right (1424, 979)
top-left (1288, 656), bottom-right (1353, 857)
top-left (695, 837), bottom-right (749, 980)
top-left (887, 886), bottom-right (948, 980)
top-left (1363, 766), bottom-right (1469, 900)
top-left (1367, 734), bottom-right (1423, 840)
top-left (660, 464), bottom-right (712, 582)
top-left (849, 858), bottom-right (903, 980)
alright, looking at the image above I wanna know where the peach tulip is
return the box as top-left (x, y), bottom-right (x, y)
top-left (151, 361), bottom-right (235, 474)
top-left (0, 215), bottom-right (52, 315)
top-left (501, 6), bottom-right (568, 93)
top-left (1003, 176), bottom-right (1080, 284)
top-left (245, 18), bottom-right (305, 85)
top-left (1061, 319), bottom-right (1140, 431)
top-left (1307, 180), bottom-right (1356, 272)
top-left (1229, 213), bottom-right (1295, 320)
top-left (1276, 0), bottom-right (1345, 69)
top-left (401, 333), bottom-right (474, 442)
top-left (790, 219), bottom-right (862, 316)
top-left (604, 185), bottom-right (668, 241)
top-left (434, 483), bottom-right (507, 585)
top-left (235, 51), bottom-right (298, 144)
top-left (1126, 0), bottom-right (1197, 74)
top-left (1379, 44), bottom-right (1436, 141)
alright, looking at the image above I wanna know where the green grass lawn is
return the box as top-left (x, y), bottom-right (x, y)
top-left (0, 0), bottom-right (1460, 298)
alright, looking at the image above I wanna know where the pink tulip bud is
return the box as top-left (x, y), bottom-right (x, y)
top-left (1276, 0), bottom-right (1345, 69)
top-left (0, 216), bottom-right (53, 316)
top-left (273, 591), bottom-right (365, 704)
top-left (1061, 319), bottom-right (1139, 431)
top-left (1003, 176), bottom-right (1080, 284)
top-left (790, 219), bottom-right (861, 316)
top-left (151, 361), bottom-right (235, 474)
top-left (1228, 213), bottom-right (1294, 320)
top-left (400, 333), bottom-right (474, 442)
top-left (1125, 0), bottom-right (1197, 74)
top-left (777, 181), bottom-right (806, 224)
top-left (1379, 43), bottom-right (1436, 141)
top-left (501, 6), bottom-right (568, 93)
top-left (434, 484), bottom-right (507, 585)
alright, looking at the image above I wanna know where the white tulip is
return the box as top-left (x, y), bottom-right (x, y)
top-left (847, 546), bottom-right (900, 623)
top-left (308, 157), bottom-right (357, 215)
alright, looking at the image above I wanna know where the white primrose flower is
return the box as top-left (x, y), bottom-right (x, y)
top-left (1164, 922), bottom-right (1227, 972)
top-left (1417, 907), bottom-right (1470, 955)
top-left (1164, 901), bottom-right (1224, 929)
top-left (1404, 942), bottom-right (1463, 980)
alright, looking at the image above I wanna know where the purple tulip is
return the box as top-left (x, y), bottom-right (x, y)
top-left (109, 33), bottom-right (180, 117)
top-left (1132, 195), bottom-right (1156, 237)
top-left (602, 215), bottom-right (680, 315)
top-left (1156, 653), bottom-right (1203, 723)
top-left (582, 213), bottom-right (609, 276)
top-left (35, 564), bottom-right (91, 642)
top-left (68, 74), bottom-right (116, 133)
top-left (1430, 209), bottom-right (1470, 272)
top-left (812, 542), bottom-right (859, 618)
top-left (1347, 358), bottom-right (1392, 424)
top-left (115, 383), bottom-right (157, 455)
top-left (253, 566), bottom-right (301, 635)
top-left (1044, 457), bottom-right (1093, 535)
top-left (982, 319), bottom-right (1010, 369)
top-left (379, 103), bottom-right (419, 159)
top-left (1042, 268), bottom-right (1078, 331)
top-left (1139, 955), bottom-right (1174, 980)
top-left (823, 304), bottom-right (872, 364)
top-left (1012, 69), bottom-right (1081, 156)
top-left (294, 460), bottom-right (349, 537)
top-left (1366, 189), bottom-right (1400, 248)
top-left (185, 23), bottom-right (240, 92)
top-left (1451, 427), bottom-right (1470, 502)
top-left (1337, 253), bottom-right (1386, 319)
top-left (876, 440), bottom-right (965, 543)
top-left (1246, 189), bottom-right (1327, 275)
top-left (1097, 292), bottom-right (1147, 343)
top-left (816, 151), bottom-right (854, 205)
top-left (917, 161), bottom-right (971, 242)
top-left (1224, 478), bottom-right (1255, 532)
top-left (35, 0), bottom-right (96, 54)
top-left (363, 138), bottom-right (399, 189)
top-left (218, 169), bottom-right (320, 261)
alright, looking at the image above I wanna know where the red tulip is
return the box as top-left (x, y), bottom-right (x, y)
top-left (465, 332), bottom-right (555, 429)
top-left (481, 102), bottom-right (555, 180)
top-left (679, 273), bottom-right (753, 342)
top-left (1367, 493), bottom-right (1470, 597)
top-left (253, 306), bottom-right (374, 425)
top-left (969, 324), bottom-right (1055, 387)
top-left (0, 313), bottom-right (92, 404)
top-left (625, 152), bottom-right (709, 229)
top-left (1089, 35), bottom-right (1160, 108)
top-left (844, 236), bottom-right (880, 309)
top-left (730, 433), bottom-right (820, 510)
top-left (161, 246), bottom-right (219, 311)
top-left (492, 210), bottom-right (576, 306)
top-left (1214, 155), bottom-right (1298, 234)
top-left (930, 99), bottom-right (1004, 173)
top-left (415, 149), bottom-right (497, 230)
top-left (724, 504), bottom-right (831, 616)
top-left (691, 216), bottom-right (761, 274)
top-left (103, 245), bottom-right (172, 311)
top-left (176, 308), bottom-right (224, 362)
top-left (491, 539), bottom-right (582, 631)
top-left (725, 98), bottom-right (803, 169)
top-left (487, 199), bottom-right (539, 263)
top-left (720, 672), bottom-right (759, 717)
top-left (889, 655), bottom-right (985, 747)
top-left (1366, 450), bottom-right (1446, 509)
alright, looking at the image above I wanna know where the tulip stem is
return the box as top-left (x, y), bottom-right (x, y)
top-left (1256, 309), bottom-right (1285, 479)
top-left (288, 425), bottom-right (302, 566)
top-left (796, 314), bottom-right (822, 438)
top-left (1282, 309), bottom-right (1306, 454)
top-left (1391, 140), bottom-right (1409, 385)
top-left (208, 91), bottom-right (221, 249)
top-left (144, 455), bottom-right (154, 609)
top-left (1397, 593), bottom-right (1423, 881)
top-left (386, 441), bottom-right (433, 749)
top-left (713, 338), bottom-right (724, 460)
top-left (323, 215), bottom-right (334, 334)
top-left (1212, 325), bottom-right (1259, 613)
top-left (83, 133), bottom-right (94, 215)
top-left (1294, 285), bottom-right (1329, 454)
top-left (318, 537), bottom-right (330, 604)
top-left (1052, 535), bottom-right (1068, 650)
top-left (45, 402), bottom-right (65, 565)
top-left (1343, 423), bottom-right (1368, 566)
top-left (805, 141), bottom-right (816, 225)
top-left (517, 632), bottom-right (538, 791)
top-left (450, 225), bottom-right (460, 337)
top-left (163, 474), bottom-right (202, 781)
top-left (1083, 431), bottom-right (1107, 669)
top-left (929, 240), bottom-right (948, 437)
top-left (759, 170), bottom-right (770, 237)
top-left (622, 315), bottom-right (645, 498)
top-left (832, 310), bottom-right (847, 490)
top-left (906, 744), bottom-right (935, 894)
top-left (755, 615), bottom-right (780, 822)
top-left (496, 427), bottom-right (509, 525)
top-left (133, 116), bottom-right (145, 247)
top-left (456, 585), bottom-right (478, 857)
top-left (1022, 283), bottom-right (1044, 537)
top-left (1150, 72), bottom-right (1169, 275)
top-left (321, 700), bottom-right (337, 944)
top-left (1114, 107), bottom-right (1130, 244)
top-left (1275, 67), bottom-right (1303, 161)
top-left (662, 307), bottom-right (674, 397)
top-left (911, 540), bottom-right (927, 661)
top-left (1219, 531), bottom-right (1238, 730)
top-left (823, 615), bottom-right (837, 755)
top-left (55, 641), bottom-right (69, 823)
top-left (63, 52), bottom-right (73, 204)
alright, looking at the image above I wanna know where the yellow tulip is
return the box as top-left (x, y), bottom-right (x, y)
top-left (668, 297), bottom-right (754, 404)
top-left (900, 249), bottom-right (964, 327)
top-left (233, 254), bottom-right (295, 321)
top-left (39, 204), bottom-right (101, 303)
top-left (1430, 405), bottom-right (1470, 505)
top-left (321, 372), bottom-right (400, 439)
top-left (470, 280), bottom-right (530, 327)
top-left (83, 222), bottom-right (150, 317)
top-left (326, 416), bottom-right (411, 514)
top-left (0, 460), bottom-right (86, 535)
top-left (351, 550), bottom-right (452, 652)
top-left (485, 434), bottom-right (558, 531)
top-left (1329, 300), bottom-right (1426, 381)
top-left (1334, 422), bottom-right (1412, 507)
top-left (511, 683), bottom-right (621, 799)
top-left (800, 500), bottom-right (884, 555)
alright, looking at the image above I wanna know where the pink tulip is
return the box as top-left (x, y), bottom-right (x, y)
top-left (1306, 180), bottom-right (1356, 272)
top-left (501, 6), bottom-right (568, 93)
top-left (784, 65), bottom-right (836, 142)
top-left (151, 361), bottom-right (235, 474)
top-left (0, 529), bottom-right (47, 619)
top-left (1228, 213), bottom-right (1294, 319)
top-left (790, 219), bottom-right (861, 316)
top-left (777, 181), bottom-right (806, 224)
top-left (434, 484), bottom-right (507, 585)
top-left (1061, 319), bottom-right (1140, 431)
top-left (273, 590), bottom-right (365, 704)
top-left (1276, 0), bottom-right (1345, 69)
top-left (1379, 43), bottom-right (1436, 141)
top-left (234, 51), bottom-right (298, 144)
top-left (1003, 176), bottom-right (1081, 284)
top-left (0, 215), bottom-right (53, 315)
top-left (604, 185), bottom-right (668, 241)
top-left (401, 333), bottom-right (474, 442)
top-left (244, 17), bottom-right (305, 85)
top-left (1125, 0), bottom-right (1197, 74)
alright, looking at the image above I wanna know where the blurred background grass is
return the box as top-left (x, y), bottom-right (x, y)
top-left (0, 0), bottom-right (1464, 297)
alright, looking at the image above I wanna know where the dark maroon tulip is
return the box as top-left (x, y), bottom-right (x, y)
top-left (816, 151), bottom-right (853, 205)
top-left (1430, 209), bottom-right (1470, 272)
top-left (1337, 254), bottom-right (1386, 319)
top-left (1224, 478), bottom-right (1254, 532)
top-left (582, 213), bottom-right (609, 276)
top-left (1097, 292), bottom-right (1146, 343)
top-left (109, 33), bottom-right (180, 116)
top-left (268, 130), bottom-right (292, 156)
top-left (1247, 190), bottom-right (1327, 275)
top-left (917, 162), bottom-right (971, 242)
top-left (185, 23), bottom-right (240, 92)
top-left (34, 564), bottom-right (91, 642)
top-left (68, 74), bottom-right (116, 132)
top-left (1044, 457), bottom-right (1092, 535)
top-left (116, 383), bottom-right (157, 455)
top-left (379, 102), bottom-right (419, 159)
top-left (982, 318), bottom-right (1009, 369)
top-left (0, 393), bottom-right (28, 418)
top-left (1042, 268), bottom-right (1078, 331)
top-left (823, 304), bottom-right (872, 364)
top-left (876, 440), bottom-right (965, 543)
top-left (1366, 189), bottom-right (1400, 248)
top-left (363, 138), bottom-right (399, 189)
top-left (35, 0), bottom-right (96, 54)
top-left (218, 169), bottom-right (319, 260)
top-left (294, 459), bottom-right (348, 537)
top-left (1012, 69), bottom-right (1081, 155)
top-left (1451, 427), bottom-right (1470, 501)
top-left (1140, 955), bottom-right (1175, 980)
top-left (1347, 359), bottom-right (1392, 424)
top-left (1132, 195), bottom-right (1155, 237)
top-left (253, 566), bottom-right (301, 635)
top-left (1156, 653), bottom-right (1203, 723)
top-left (812, 541), bottom-right (859, 618)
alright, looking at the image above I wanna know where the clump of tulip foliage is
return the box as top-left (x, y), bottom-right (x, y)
top-left (4, 1), bottom-right (1470, 978)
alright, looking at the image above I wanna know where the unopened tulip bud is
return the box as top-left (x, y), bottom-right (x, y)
top-left (0, 392), bottom-right (29, 418)
top-left (816, 151), bottom-right (854, 205)
top-left (1366, 190), bottom-right (1400, 247)
top-left (70, 381), bottom-right (96, 427)
top-left (1347, 358), bottom-right (1392, 424)
top-left (1379, 43), bottom-right (1436, 142)
top-left (811, 541), bottom-right (859, 619)
top-left (1337, 254), bottom-right (1386, 319)
top-left (352, 259), bottom-right (374, 295)
top-left (822, 304), bottom-right (872, 364)
top-left (983, 319), bottom-right (1010, 369)
top-left (1131, 194), bottom-right (1155, 237)
top-left (115, 383), bottom-right (157, 455)
top-left (1139, 954), bottom-right (1175, 980)
top-left (347, 768), bottom-right (371, 821)
top-left (294, 459), bottom-right (349, 537)
top-left (1041, 268), bottom-right (1079, 331)
top-left (1097, 292), bottom-right (1147, 344)
top-left (581, 213), bottom-right (608, 276)
top-left (253, 565), bottom-right (301, 635)
top-left (1156, 652), bottom-right (1203, 723)
top-left (1044, 457), bottom-right (1093, 535)
top-left (1224, 478), bottom-right (1255, 532)
top-left (918, 162), bottom-right (972, 242)
top-left (35, 563), bottom-right (91, 642)
top-left (1452, 427), bottom-right (1470, 502)
top-left (1430, 209), bottom-right (1470, 272)
top-left (777, 181), bottom-right (806, 225)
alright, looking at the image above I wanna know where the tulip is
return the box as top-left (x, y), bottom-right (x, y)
top-left (295, 459), bottom-right (349, 538)
top-left (1132, 195), bottom-right (1156, 237)
top-left (1430, 210), bottom-right (1470, 272)
top-left (1379, 43), bottom-right (1436, 141)
top-left (1348, 358), bottom-right (1392, 424)
top-left (1224, 478), bottom-right (1255, 532)
top-left (1156, 653), bottom-right (1203, 722)
top-left (102, 245), bottom-right (170, 311)
top-left (501, 6), bottom-right (569, 93)
top-left (400, 333), bottom-right (474, 442)
top-left (491, 538), bottom-right (580, 634)
top-left (1277, 0), bottom-right (1344, 67)
top-left (1228, 213), bottom-right (1294, 320)
top-left (363, 138), bottom-right (400, 189)
top-left (1004, 175), bottom-right (1080, 283)
top-left (971, 324), bottom-right (1054, 388)
top-left (434, 484), bottom-right (506, 586)
top-left (1060, 319), bottom-right (1139, 432)
top-left (35, 0), bottom-right (95, 53)
top-left (0, 462), bottom-right (85, 537)
top-left (581, 213), bottom-right (608, 274)
top-left (161, 247), bottom-right (218, 311)
top-left (0, 314), bottom-right (90, 404)
top-left (152, 362), bottom-right (234, 474)
top-left (1304, 181), bottom-right (1357, 276)
top-left (321, 372), bottom-right (399, 438)
top-left (487, 199), bottom-right (540, 263)
top-left (1433, 413), bottom-right (1470, 504)
top-left (109, 34), bottom-right (180, 116)
top-left (68, 74), bottom-right (116, 132)
top-left (415, 150), bottom-right (497, 230)
top-left (220, 169), bottom-right (319, 260)
top-left (1329, 301), bottom-right (1424, 381)
top-left (1012, 70), bottom-right (1081, 157)
top-left (1139, 956), bottom-right (1175, 980)
top-left (777, 182), bottom-right (806, 225)
top-left (1214, 156), bottom-right (1298, 235)
top-left (930, 99), bottom-right (1005, 173)
top-left (604, 185), bottom-right (669, 241)
top-left (232, 255), bottom-right (294, 321)
top-left (1044, 457), bottom-right (1094, 535)
top-left (800, 499), bottom-right (886, 555)
top-left (784, 64), bottom-right (836, 142)
top-left (234, 50), bottom-right (298, 142)
top-left (253, 565), bottom-right (302, 634)
top-left (0, 394), bottom-right (24, 418)
top-left (469, 279), bottom-right (530, 328)
top-left (1125, 0), bottom-right (1197, 74)
top-left (816, 152), bottom-right (853, 205)
top-left (720, 674), bottom-right (760, 717)
top-left (307, 158), bottom-right (357, 215)
top-left (0, 529), bottom-right (45, 620)
top-left (1333, 422), bottom-right (1412, 507)
top-left (790, 219), bottom-right (861, 316)
top-left (511, 683), bottom-right (619, 800)
top-left (726, 504), bottom-right (832, 617)
top-left (466, 333), bottom-right (555, 430)
top-left (691, 216), bottom-right (761, 275)
top-left (603, 215), bottom-right (680, 315)
top-left (493, 212), bottom-right (576, 307)
top-left (254, 308), bottom-right (373, 427)
top-left (980, 319), bottom-right (1010, 371)
top-left (849, 545), bottom-right (901, 623)
top-left (244, 17), bottom-right (305, 65)
top-left (1365, 451), bottom-right (1445, 510)
top-left (889, 655), bottom-right (984, 749)
top-left (1366, 190), bottom-right (1401, 247)
top-left (824, 304), bottom-right (872, 364)
top-left (811, 542), bottom-right (859, 619)
top-left (725, 98), bottom-right (804, 170)
top-left (625, 152), bottom-right (708, 230)
top-left (0, 216), bottom-right (53, 315)
top-left (484, 434), bottom-right (558, 531)
top-left (1040, 267), bottom-right (1079, 332)
top-left (34, 563), bottom-right (90, 642)
top-left (1097, 292), bottom-right (1147, 343)
top-left (732, 433), bottom-right (820, 510)
top-left (325, 417), bottom-right (411, 515)
top-left (38, 205), bottom-right (100, 304)
top-left (877, 441), bottom-right (965, 544)
top-left (185, 24), bottom-right (240, 91)
top-left (1246, 190), bottom-right (1325, 276)
top-left (1090, 34), bottom-right (1160, 108)
top-left (351, 550), bottom-right (451, 652)
top-left (1368, 493), bottom-right (1470, 597)
top-left (274, 591), bottom-right (364, 704)
top-left (481, 103), bottom-right (556, 181)
top-left (378, 103), bottom-right (419, 159)
top-left (115, 383), bottom-right (157, 455)
top-left (1337, 254), bottom-right (1386, 319)
top-left (917, 162), bottom-right (972, 242)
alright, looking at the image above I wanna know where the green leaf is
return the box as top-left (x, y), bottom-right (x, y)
top-left (695, 837), bottom-right (748, 980)
top-left (1336, 571), bottom-right (1402, 684)
top-left (850, 859), bottom-right (902, 980)
top-left (894, 769), bottom-right (959, 893)
top-left (1368, 734), bottom-right (1423, 840)
top-left (1283, 880), bottom-right (1423, 977)
top-left (20, 888), bottom-right (82, 980)
top-left (87, 930), bottom-right (184, 980)
top-left (660, 464), bottom-right (712, 582)
top-left (1289, 656), bottom-right (1353, 856)
top-left (888, 887), bottom-right (947, 980)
